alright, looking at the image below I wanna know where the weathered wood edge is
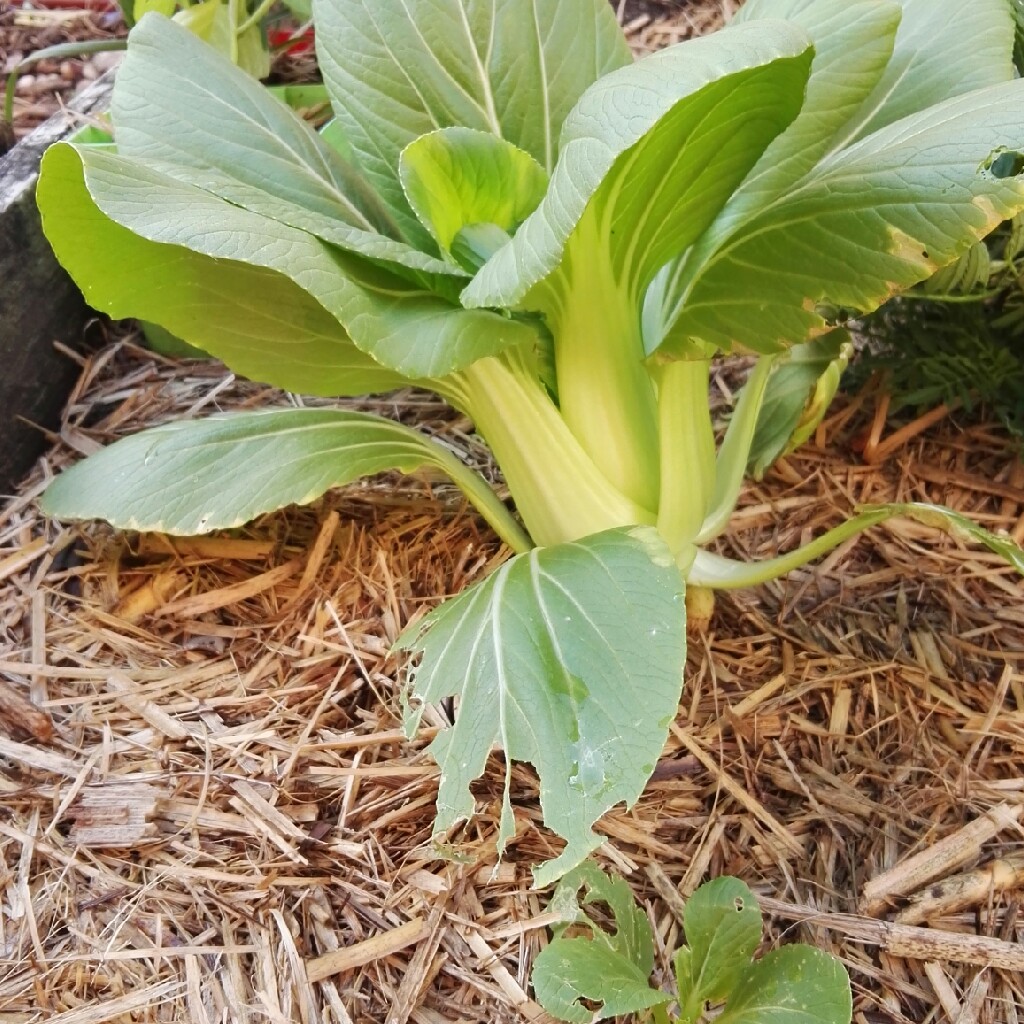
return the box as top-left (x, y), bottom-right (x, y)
top-left (0, 73), bottom-right (116, 496)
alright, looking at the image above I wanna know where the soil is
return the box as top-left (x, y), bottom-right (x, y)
top-left (1, 4), bottom-right (123, 151)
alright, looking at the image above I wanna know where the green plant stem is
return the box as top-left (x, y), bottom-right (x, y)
top-left (687, 506), bottom-right (900, 589)
top-left (228, 0), bottom-right (241, 62)
top-left (456, 351), bottom-right (653, 548)
top-left (4, 40), bottom-right (127, 128)
top-left (422, 441), bottom-right (534, 555)
top-left (655, 356), bottom-right (715, 556)
top-left (695, 353), bottom-right (778, 545)
top-left (236, 0), bottom-right (277, 36)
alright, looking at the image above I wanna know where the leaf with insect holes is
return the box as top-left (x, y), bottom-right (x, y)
top-left (674, 878), bottom-right (852, 1024)
top-left (397, 527), bottom-right (686, 888)
top-left (532, 869), bottom-right (852, 1024)
top-left (531, 861), bottom-right (669, 1023)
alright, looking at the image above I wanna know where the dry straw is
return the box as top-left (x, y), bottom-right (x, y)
top-left (2, 4), bottom-right (1024, 1022)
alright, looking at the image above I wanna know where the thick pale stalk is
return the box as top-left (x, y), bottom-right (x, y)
top-left (457, 351), bottom-right (653, 548)
top-left (546, 212), bottom-right (660, 513)
top-left (655, 357), bottom-right (715, 557)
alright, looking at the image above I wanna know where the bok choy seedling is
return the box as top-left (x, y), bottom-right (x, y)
top-left (37, 0), bottom-right (1024, 885)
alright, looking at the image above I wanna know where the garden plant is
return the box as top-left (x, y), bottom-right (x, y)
top-left (37, 0), bottom-right (1024, 886)
top-left (532, 864), bottom-right (851, 1023)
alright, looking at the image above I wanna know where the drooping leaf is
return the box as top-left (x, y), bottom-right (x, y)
top-left (397, 527), bottom-right (686, 887)
top-left (37, 144), bottom-right (404, 398)
top-left (659, 82), bottom-right (1024, 358)
top-left (313, 0), bottom-right (632, 241)
top-left (532, 863), bottom-right (667, 1024)
top-left (40, 409), bottom-right (529, 553)
top-left (112, 15), bottom-right (458, 278)
top-left (747, 331), bottom-right (852, 479)
top-left (46, 143), bottom-right (536, 378)
top-left (716, 946), bottom-right (853, 1024)
top-left (399, 128), bottom-right (547, 261)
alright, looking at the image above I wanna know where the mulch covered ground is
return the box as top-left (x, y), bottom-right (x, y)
top-left (3, 2), bottom-right (1024, 1022)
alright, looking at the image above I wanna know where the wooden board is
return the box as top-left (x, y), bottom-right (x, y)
top-left (0, 74), bottom-right (113, 496)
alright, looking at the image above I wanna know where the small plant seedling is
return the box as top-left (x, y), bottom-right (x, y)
top-left (533, 864), bottom-right (852, 1024)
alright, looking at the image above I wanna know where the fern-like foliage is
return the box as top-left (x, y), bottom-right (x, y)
top-left (854, 13), bottom-right (1024, 445)
top-left (855, 217), bottom-right (1024, 444)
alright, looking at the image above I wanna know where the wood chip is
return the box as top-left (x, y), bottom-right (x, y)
top-left (68, 783), bottom-right (163, 847)
top-left (305, 918), bottom-right (429, 982)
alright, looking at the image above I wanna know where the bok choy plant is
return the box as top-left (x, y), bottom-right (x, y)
top-left (37, 0), bottom-right (1024, 885)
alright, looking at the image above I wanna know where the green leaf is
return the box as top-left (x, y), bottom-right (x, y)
top-left (172, 0), bottom-right (272, 79)
top-left (820, 0), bottom-right (1016, 145)
top-left (673, 880), bottom-right (851, 1024)
top-left (37, 144), bottom-right (404, 398)
top-left (675, 878), bottom-right (763, 1016)
top-left (399, 128), bottom-right (547, 260)
top-left (878, 503), bottom-right (1024, 575)
top-left (397, 527), bottom-right (686, 887)
top-left (135, 0), bottom-right (175, 17)
top-left (747, 331), bottom-right (852, 480)
top-left (533, 864), bottom-right (667, 1023)
top-left (463, 23), bottom-right (813, 314)
top-left (644, 0), bottom-right (901, 352)
top-left (717, 946), bottom-right (852, 1024)
top-left (113, 15), bottom-right (456, 278)
top-left (312, 0), bottom-right (632, 242)
top-left (660, 81), bottom-right (1024, 357)
top-left (461, 26), bottom-right (811, 511)
top-left (40, 409), bottom-right (530, 552)
top-left (48, 142), bottom-right (536, 379)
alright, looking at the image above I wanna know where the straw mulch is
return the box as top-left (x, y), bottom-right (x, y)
top-left (3, 329), bottom-right (1024, 1024)
top-left (4, 4), bottom-right (1024, 1023)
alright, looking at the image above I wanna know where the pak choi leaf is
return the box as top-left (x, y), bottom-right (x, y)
top-left (313, 0), bottom-right (631, 243)
top-left (532, 862), bottom-right (668, 1023)
top-left (39, 409), bottom-right (530, 551)
top-left (397, 527), bottom-right (686, 886)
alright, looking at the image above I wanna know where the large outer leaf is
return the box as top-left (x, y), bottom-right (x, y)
top-left (463, 23), bottom-right (813, 313)
top-left (313, 0), bottom-right (632, 241)
top-left (37, 144), bottom-right (403, 398)
top-left (644, 0), bottom-right (901, 350)
top-left (111, 15), bottom-right (459, 279)
top-left (397, 527), bottom-right (686, 887)
top-left (40, 409), bottom-right (528, 552)
top-left (813, 0), bottom-right (1016, 146)
top-left (724, 0), bottom-right (901, 223)
top-left (48, 144), bottom-right (536, 379)
top-left (660, 82), bottom-right (1024, 356)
